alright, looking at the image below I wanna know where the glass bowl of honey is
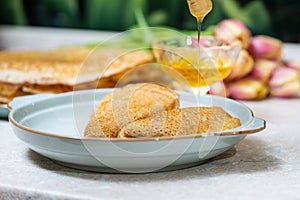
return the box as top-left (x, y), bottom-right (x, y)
top-left (152, 36), bottom-right (241, 94)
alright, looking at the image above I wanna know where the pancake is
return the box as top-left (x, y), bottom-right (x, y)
top-left (0, 48), bottom-right (153, 103)
top-left (119, 107), bottom-right (241, 138)
top-left (84, 83), bottom-right (241, 138)
top-left (84, 83), bottom-right (180, 137)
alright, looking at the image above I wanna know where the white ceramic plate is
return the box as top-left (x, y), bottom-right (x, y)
top-left (8, 89), bottom-right (265, 173)
top-left (0, 104), bottom-right (9, 118)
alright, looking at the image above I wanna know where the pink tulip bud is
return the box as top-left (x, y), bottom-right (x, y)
top-left (225, 50), bottom-right (254, 81)
top-left (249, 35), bottom-right (283, 61)
top-left (214, 19), bottom-right (251, 49)
top-left (284, 60), bottom-right (300, 72)
top-left (248, 59), bottom-right (279, 83)
top-left (228, 79), bottom-right (269, 100)
top-left (208, 81), bottom-right (230, 97)
top-left (269, 67), bottom-right (300, 98)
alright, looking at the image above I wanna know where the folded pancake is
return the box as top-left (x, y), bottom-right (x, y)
top-left (84, 83), bottom-right (180, 137)
top-left (84, 83), bottom-right (241, 138)
top-left (0, 81), bottom-right (29, 103)
top-left (0, 48), bottom-right (153, 103)
top-left (119, 107), bottom-right (241, 138)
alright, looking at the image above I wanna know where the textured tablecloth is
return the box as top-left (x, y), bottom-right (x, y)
top-left (1, 98), bottom-right (299, 200)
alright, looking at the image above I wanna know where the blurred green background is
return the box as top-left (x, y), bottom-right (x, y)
top-left (0, 0), bottom-right (299, 42)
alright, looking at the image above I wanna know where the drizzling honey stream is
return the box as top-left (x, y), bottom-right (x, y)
top-left (187, 0), bottom-right (213, 94)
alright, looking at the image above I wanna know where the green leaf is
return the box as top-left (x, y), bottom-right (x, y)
top-left (202, 0), bottom-right (225, 29)
top-left (121, 0), bottom-right (147, 29)
top-left (166, 0), bottom-right (183, 27)
top-left (12, 0), bottom-right (27, 25)
top-left (0, 0), bottom-right (27, 25)
top-left (244, 1), bottom-right (271, 32)
top-left (84, 0), bottom-right (105, 29)
top-left (43, 0), bottom-right (78, 13)
top-left (148, 10), bottom-right (168, 26)
top-left (134, 7), bottom-right (153, 45)
top-left (218, 0), bottom-right (251, 25)
top-left (84, 0), bottom-right (122, 30)
top-left (42, 0), bottom-right (79, 27)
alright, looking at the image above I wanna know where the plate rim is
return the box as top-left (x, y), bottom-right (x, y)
top-left (9, 89), bottom-right (266, 142)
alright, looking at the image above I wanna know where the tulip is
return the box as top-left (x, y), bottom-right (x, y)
top-left (284, 60), bottom-right (300, 72)
top-left (228, 78), bottom-right (269, 100)
top-left (269, 67), bottom-right (300, 98)
top-left (248, 59), bottom-right (279, 83)
top-left (249, 35), bottom-right (283, 61)
top-left (225, 50), bottom-right (254, 81)
top-left (214, 19), bottom-right (251, 49)
top-left (208, 81), bottom-right (230, 97)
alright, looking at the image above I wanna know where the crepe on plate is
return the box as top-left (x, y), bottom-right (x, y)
top-left (0, 48), bottom-right (153, 103)
top-left (84, 83), bottom-right (180, 137)
top-left (84, 83), bottom-right (241, 138)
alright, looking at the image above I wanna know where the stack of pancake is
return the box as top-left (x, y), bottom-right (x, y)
top-left (0, 48), bottom-right (154, 103)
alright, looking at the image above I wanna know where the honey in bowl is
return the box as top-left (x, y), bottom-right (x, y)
top-left (153, 0), bottom-right (241, 94)
top-left (170, 60), bottom-right (233, 88)
top-left (152, 37), bottom-right (241, 92)
top-left (160, 51), bottom-right (232, 88)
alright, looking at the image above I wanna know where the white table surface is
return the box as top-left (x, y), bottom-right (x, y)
top-left (0, 26), bottom-right (299, 200)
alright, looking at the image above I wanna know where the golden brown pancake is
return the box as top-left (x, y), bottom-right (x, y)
top-left (84, 83), bottom-right (241, 138)
top-left (119, 107), bottom-right (241, 138)
top-left (0, 48), bottom-right (153, 103)
top-left (84, 83), bottom-right (180, 137)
